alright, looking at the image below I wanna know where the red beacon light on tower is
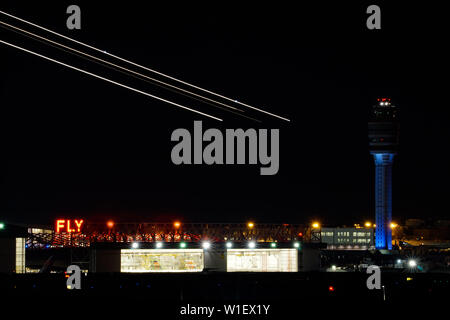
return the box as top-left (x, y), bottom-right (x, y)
top-left (378, 98), bottom-right (392, 106)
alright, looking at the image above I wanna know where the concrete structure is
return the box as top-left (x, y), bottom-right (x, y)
top-left (368, 98), bottom-right (399, 250)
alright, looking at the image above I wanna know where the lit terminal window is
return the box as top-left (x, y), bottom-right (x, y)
top-left (321, 232), bottom-right (334, 237)
top-left (227, 249), bottom-right (297, 272)
top-left (121, 249), bottom-right (204, 272)
top-left (15, 238), bottom-right (25, 274)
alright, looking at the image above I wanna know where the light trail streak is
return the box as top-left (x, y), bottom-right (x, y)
top-left (0, 39), bottom-right (223, 121)
top-left (0, 10), bottom-right (290, 122)
top-left (0, 20), bottom-right (241, 112)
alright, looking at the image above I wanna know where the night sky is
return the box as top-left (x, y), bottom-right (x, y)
top-left (0, 2), bottom-right (449, 226)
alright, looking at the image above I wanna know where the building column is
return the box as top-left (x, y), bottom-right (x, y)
top-left (373, 153), bottom-right (394, 250)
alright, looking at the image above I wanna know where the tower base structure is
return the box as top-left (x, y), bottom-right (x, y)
top-left (372, 152), bottom-right (394, 250)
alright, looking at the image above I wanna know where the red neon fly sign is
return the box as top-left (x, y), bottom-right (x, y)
top-left (55, 219), bottom-right (84, 233)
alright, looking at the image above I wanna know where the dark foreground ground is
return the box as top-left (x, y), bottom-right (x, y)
top-left (1, 271), bottom-right (449, 318)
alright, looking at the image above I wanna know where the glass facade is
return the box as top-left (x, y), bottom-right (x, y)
top-left (226, 249), bottom-right (297, 272)
top-left (121, 249), bottom-right (204, 272)
top-left (15, 238), bottom-right (25, 274)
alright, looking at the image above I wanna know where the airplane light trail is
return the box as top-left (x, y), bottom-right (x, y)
top-left (0, 10), bottom-right (290, 122)
top-left (0, 20), bottom-right (242, 113)
top-left (0, 39), bottom-right (223, 121)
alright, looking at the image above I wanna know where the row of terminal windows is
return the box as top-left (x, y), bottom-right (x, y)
top-left (337, 232), bottom-right (349, 236)
top-left (323, 232), bottom-right (371, 237)
top-left (354, 238), bottom-right (371, 243)
top-left (337, 238), bottom-right (371, 244)
top-left (353, 232), bottom-right (371, 237)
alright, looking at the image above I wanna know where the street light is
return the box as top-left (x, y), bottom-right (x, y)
top-left (408, 259), bottom-right (417, 268)
top-left (312, 222), bottom-right (320, 229)
top-left (0, 222), bottom-right (4, 230)
top-left (106, 220), bottom-right (114, 228)
top-left (365, 222), bottom-right (372, 228)
top-left (390, 222), bottom-right (398, 229)
top-left (247, 222), bottom-right (255, 229)
top-left (202, 241), bottom-right (211, 250)
top-left (174, 221), bottom-right (181, 228)
top-left (248, 241), bottom-right (256, 249)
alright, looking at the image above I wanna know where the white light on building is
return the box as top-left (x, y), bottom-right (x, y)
top-left (408, 259), bottom-right (417, 268)
top-left (202, 241), bottom-right (211, 250)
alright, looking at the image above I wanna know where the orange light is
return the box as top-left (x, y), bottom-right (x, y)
top-left (298, 232), bottom-right (303, 237)
top-left (67, 220), bottom-right (73, 232)
top-left (55, 219), bottom-right (84, 233)
top-left (174, 221), bottom-right (181, 228)
top-left (106, 220), bottom-right (114, 228)
top-left (365, 222), bottom-right (372, 228)
top-left (312, 222), bottom-right (320, 229)
top-left (74, 219), bottom-right (84, 232)
top-left (56, 220), bottom-right (65, 233)
top-left (247, 222), bottom-right (255, 229)
top-left (328, 286), bottom-right (335, 292)
top-left (390, 223), bottom-right (398, 229)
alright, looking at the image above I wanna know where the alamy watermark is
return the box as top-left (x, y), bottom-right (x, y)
top-left (66, 5), bottom-right (81, 30)
top-left (366, 5), bottom-right (381, 30)
top-left (171, 121), bottom-right (279, 175)
top-left (366, 265), bottom-right (381, 289)
top-left (66, 264), bottom-right (81, 289)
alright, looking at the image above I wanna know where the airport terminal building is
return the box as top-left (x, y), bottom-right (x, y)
top-left (93, 242), bottom-right (304, 273)
top-left (1, 220), bottom-right (324, 274)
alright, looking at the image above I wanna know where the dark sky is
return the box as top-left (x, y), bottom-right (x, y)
top-left (0, 1), bottom-right (449, 226)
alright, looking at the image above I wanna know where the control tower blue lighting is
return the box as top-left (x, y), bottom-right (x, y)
top-left (368, 98), bottom-right (399, 250)
top-left (372, 153), bottom-right (394, 250)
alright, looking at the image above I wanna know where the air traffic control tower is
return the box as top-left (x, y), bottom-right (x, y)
top-left (369, 98), bottom-right (399, 250)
